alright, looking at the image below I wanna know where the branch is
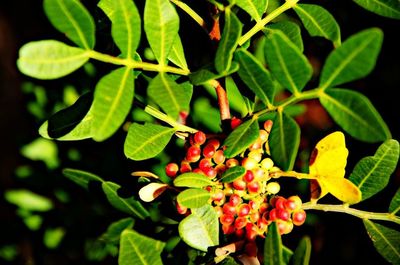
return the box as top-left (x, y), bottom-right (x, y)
top-left (209, 80), bottom-right (231, 121)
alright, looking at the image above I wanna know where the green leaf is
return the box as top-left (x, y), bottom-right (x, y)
top-left (215, 9), bottom-right (242, 74)
top-left (192, 98), bottom-right (222, 133)
top-left (147, 73), bottom-right (192, 119)
top-left (349, 140), bottom-right (399, 200)
top-left (44, 227), bottom-right (65, 249)
top-left (124, 123), bottom-right (175, 161)
top-left (102, 181), bottom-right (149, 219)
top-left (5, 190), bottom-right (53, 212)
top-left (235, 49), bottom-right (275, 105)
top-left (265, 20), bottom-right (304, 52)
top-left (144, 0), bottom-right (179, 64)
top-left (269, 111), bottom-right (300, 171)
top-left (223, 118), bottom-right (260, 158)
top-left (235, 0), bottom-right (267, 21)
top-left (353, 0), bottom-right (400, 19)
top-left (264, 30), bottom-right (312, 94)
top-left (62, 168), bottom-right (104, 189)
top-left (176, 188), bottom-right (210, 208)
top-left (225, 76), bottom-right (249, 117)
top-left (98, 0), bottom-right (140, 59)
top-left (389, 187), bottom-right (400, 216)
top-left (168, 36), bottom-right (189, 70)
top-left (17, 40), bottom-right (89, 79)
top-left (178, 205), bottom-right (219, 251)
top-left (189, 62), bottom-right (239, 86)
top-left (319, 28), bottom-right (383, 89)
top-left (363, 220), bottom-right (400, 264)
top-left (20, 138), bottom-right (59, 169)
top-left (174, 173), bottom-right (216, 188)
top-left (320, 89), bottom-right (391, 142)
top-left (294, 4), bottom-right (340, 46)
top-left (263, 222), bottom-right (283, 265)
top-left (220, 166), bottom-right (246, 183)
top-left (92, 67), bottom-right (134, 141)
top-left (100, 218), bottom-right (134, 244)
top-left (293, 236), bottom-right (312, 265)
top-left (119, 229), bottom-right (165, 265)
top-left (43, 0), bottom-right (95, 49)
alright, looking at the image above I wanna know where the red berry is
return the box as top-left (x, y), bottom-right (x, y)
top-left (165, 163), bottom-right (179, 178)
top-left (286, 196), bottom-right (302, 211)
top-left (259, 202), bottom-right (269, 214)
top-left (186, 146), bottom-right (201, 162)
top-left (234, 216), bottom-right (247, 229)
top-left (223, 203), bottom-right (237, 216)
top-left (230, 117), bottom-right (242, 130)
top-left (245, 223), bottom-right (258, 241)
top-left (180, 161), bottom-right (192, 173)
top-left (193, 131), bottom-right (206, 145)
top-left (213, 150), bottom-right (225, 164)
top-left (247, 181), bottom-right (260, 193)
top-left (263, 120), bottom-right (273, 132)
top-left (235, 228), bottom-right (245, 238)
top-left (199, 158), bottom-right (212, 171)
top-left (176, 202), bottom-right (187, 215)
top-left (207, 138), bottom-right (220, 150)
top-left (229, 194), bottom-right (242, 206)
top-left (243, 170), bottom-right (255, 182)
top-left (275, 197), bottom-right (286, 210)
top-left (202, 144), bottom-right (216, 158)
top-left (222, 224), bottom-right (235, 235)
top-left (292, 209), bottom-right (306, 226)
top-left (220, 214), bottom-right (235, 225)
top-left (277, 208), bottom-right (290, 221)
top-left (202, 166), bottom-right (217, 179)
top-left (212, 189), bottom-right (225, 202)
top-left (225, 158), bottom-right (239, 168)
top-left (232, 178), bottom-right (246, 191)
top-left (269, 209), bottom-right (278, 221)
top-left (192, 168), bottom-right (203, 174)
top-left (215, 164), bottom-right (227, 175)
top-left (238, 204), bottom-right (251, 217)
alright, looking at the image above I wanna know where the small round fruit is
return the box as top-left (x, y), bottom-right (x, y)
top-left (260, 158), bottom-right (274, 170)
top-left (286, 195), bottom-right (302, 211)
top-left (292, 209), bottom-right (306, 226)
top-left (234, 216), bottom-right (248, 229)
top-left (193, 131), bottom-right (206, 145)
top-left (263, 120), bottom-right (273, 132)
top-left (232, 178), bottom-right (246, 191)
top-left (165, 163), bottom-right (179, 178)
top-left (243, 170), bottom-right (255, 182)
top-left (223, 202), bottom-right (237, 216)
top-left (226, 158), bottom-right (239, 168)
top-left (186, 146), bottom-right (201, 162)
top-left (202, 166), bottom-right (217, 179)
top-left (266, 182), bottom-right (280, 194)
top-left (202, 144), bottom-right (216, 158)
top-left (238, 204), bottom-right (251, 217)
top-left (247, 181), bottom-right (260, 193)
top-left (241, 157), bottom-right (257, 170)
top-left (229, 193), bottom-right (242, 206)
top-left (213, 150), bottom-right (225, 164)
top-left (220, 214), bottom-right (235, 225)
top-left (230, 117), bottom-right (242, 130)
top-left (277, 208), bottom-right (290, 221)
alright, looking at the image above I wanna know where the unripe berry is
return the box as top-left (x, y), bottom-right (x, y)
top-left (234, 216), bottom-right (247, 229)
top-left (243, 170), bottom-right (255, 182)
top-left (186, 146), bottom-right (201, 162)
top-left (165, 163), bottom-right (179, 178)
top-left (248, 140), bottom-right (262, 151)
top-left (213, 150), bottom-right (225, 164)
top-left (214, 206), bottom-right (223, 217)
top-left (238, 204), bottom-right (251, 217)
top-left (229, 194), bottom-right (242, 206)
top-left (247, 181), bottom-right (260, 193)
top-left (292, 209), bottom-right (306, 226)
top-left (259, 129), bottom-right (269, 142)
top-left (248, 150), bottom-right (262, 162)
top-left (286, 195), bottom-right (302, 211)
top-left (202, 144), bottom-right (216, 158)
top-left (226, 158), bottom-right (239, 168)
top-left (220, 214), bottom-right (235, 225)
top-left (232, 178), bottom-right (246, 191)
top-left (266, 182), bottom-right (280, 194)
top-left (260, 158), bottom-right (274, 170)
top-left (241, 157), bottom-right (257, 170)
top-left (212, 189), bottom-right (225, 202)
top-left (277, 220), bottom-right (293, 235)
top-left (250, 212), bottom-right (260, 223)
top-left (193, 131), bottom-right (206, 145)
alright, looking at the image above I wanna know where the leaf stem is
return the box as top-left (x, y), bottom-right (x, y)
top-left (302, 202), bottom-right (400, 225)
top-left (209, 80), bottom-right (231, 121)
top-left (87, 50), bottom-right (190, 75)
top-left (238, 0), bottom-right (299, 46)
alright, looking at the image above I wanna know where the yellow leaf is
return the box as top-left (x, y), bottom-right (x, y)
top-left (309, 131), bottom-right (361, 204)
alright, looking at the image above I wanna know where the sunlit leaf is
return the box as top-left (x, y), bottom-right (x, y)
top-left (264, 30), bottom-right (312, 93)
top-left (119, 229), bottom-right (165, 265)
top-left (265, 20), bottom-right (304, 52)
top-left (92, 67), bottom-right (134, 141)
top-left (102, 181), bottom-right (150, 219)
top-left (349, 139), bottom-right (399, 201)
top-left (235, 0), bottom-right (267, 21)
top-left (263, 222), bottom-right (283, 265)
top-left (144, 0), bottom-right (179, 63)
top-left (220, 166), bottom-right (246, 183)
top-left (147, 73), bottom-right (192, 119)
top-left (174, 173), bottom-right (216, 188)
top-left (225, 76), bottom-right (249, 117)
top-left (178, 205), bottom-right (219, 252)
top-left (215, 9), bottom-right (242, 74)
top-left (176, 188), bottom-right (210, 208)
top-left (353, 0), bottom-right (400, 19)
top-left (21, 138), bottom-right (59, 169)
top-left (309, 131), bottom-right (361, 204)
top-left (363, 220), bottom-right (400, 264)
top-left (320, 89), bottom-right (391, 142)
top-left (168, 36), bottom-right (189, 70)
top-left (17, 40), bottom-right (89, 79)
top-left (62, 168), bottom-right (104, 189)
top-left (269, 111), bottom-right (300, 171)
top-left (5, 190), bottom-right (53, 212)
top-left (124, 123), bottom-right (175, 160)
top-left (138, 183), bottom-right (168, 202)
top-left (319, 28), bottom-right (383, 89)
top-left (294, 4), bottom-right (340, 46)
top-left (389, 187), bottom-right (400, 216)
top-left (235, 49), bottom-right (275, 105)
top-left (292, 236), bottom-right (311, 265)
top-left (223, 118), bottom-right (260, 158)
top-left (44, 227), bottom-right (65, 249)
top-left (44, 0), bottom-right (95, 49)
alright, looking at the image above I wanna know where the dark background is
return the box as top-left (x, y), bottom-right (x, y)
top-left (0, 0), bottom-right (399, 264)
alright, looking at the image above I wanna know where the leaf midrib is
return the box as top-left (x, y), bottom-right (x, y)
top-left (366, 220), bottom-right (400, 259)
top-left (128, 126), bottom-right (175, 157)
top-left (295, 5), bottom-right (329, 39)
top-left (357, 146), bottom-right (391, 189)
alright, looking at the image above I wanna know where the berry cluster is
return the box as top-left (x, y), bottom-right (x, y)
top-left (165, 120), bottom-right (306, 242)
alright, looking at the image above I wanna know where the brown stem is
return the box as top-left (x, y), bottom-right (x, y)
top-left (210, 80), bottom-right (231, 121)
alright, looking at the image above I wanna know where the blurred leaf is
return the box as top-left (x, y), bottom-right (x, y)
top-left (124, 123), bottom-right (175, 160)
top-left (119, 229), bottom-right (165, 265)
top-left (5, 189), bottom-right (53, 212)
top-left (0, 245), bottom-right (17, 261)
top-left (353, 0), bottom-right (400, 19)
top-left (21, 138), bottom-right (59, 169)
top-left (320, 89), bottom-right (391, 142)
top-left (293, 236), bottom-right (312, 265)
top-left (144, 0), bottom-right (179, 63)
top-left (235, 49), bottom-right (275, 105)
top-left (215, 9), bottom-right (242, 74)
top-left (100, 218), bottom-right (135, 244)
top-left (17, 40), bottom-right (89, 79)
top-left (44, 227), bottom-right (65, 249)
top-left (264, 30), bottom-right (312, 94)
top-left (283, 246), bottom-right (294, 264)
top-left (363, 220), bottom-right (400, 264)
top-left (98, 0), bottom-right (140, 59)
top-left (235, 0), bottom-right (267, 21)
top-left (269, 111), bottom-right (300, 171)
top-left (223, 118), bottom-right (260, 158)
top-left (319, 28), bottom-right (383, 89)
top-left (174, 173), bottom-right (216, 188)
top-left (102, 181), bottom-right (150, 219)
top-left (349, 139), bottom-right (399, 200)
top-left (168, 36), bottom-right (189, 70)
top-left (294, 4), bottom-right (340, 46)
top-left (265, 20), bottom-right (304, 52)
top-left (225, 76), bottom-right (249, 117)
top-left (192, 97), bottom-right (222, 133)
top-left (92, 67), bottom-right (134, 141)
top-left (220, 166), bottom-right (246, 183)
top-left (62, 168), bottom-right (104, 189)
top-left (189, 62), bottom-right (239, 85)
top-left (24, 214), bottom-right (43, 231)
top-left (178, 205), bottom-right (219, 252)
top-left (263, 222), bottom-right (283, 265)
top-left (389, 187), bottom-right (400, 216)
top-left (177, 188), bottom-right (210, 208)
top-left (43, 0), bottom-right (95, 49)
top-left (148, 73), bottom-right (192, 119)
